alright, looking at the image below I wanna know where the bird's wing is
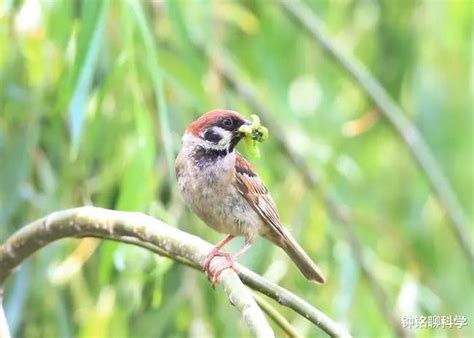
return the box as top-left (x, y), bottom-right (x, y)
top-left (234, 153), bottom-right (287, 240)
top-left (234, 152), bottom-right (326, 283)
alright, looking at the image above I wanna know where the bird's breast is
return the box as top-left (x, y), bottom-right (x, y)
top-left (176, 150), bottom-right (262, 239)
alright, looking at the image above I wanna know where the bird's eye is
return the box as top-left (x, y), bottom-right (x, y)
top-left (222, 118), bottom-right (233, 127)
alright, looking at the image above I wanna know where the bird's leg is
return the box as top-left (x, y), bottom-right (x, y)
top-left (232, 240), bottom-right (253, 260)
top-left (209, 239), bottom-right (253, 285)
top-left (202, 235), bottom-right (235, 273)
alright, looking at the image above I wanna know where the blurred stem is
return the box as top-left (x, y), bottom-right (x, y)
top-left (0, 288), bottom-right (11, 338)
top-left (279, 0), bottom-right (473, 263)
top-left (208, 44), bottom-right (407, 338)
top-left (0, 207), bottom-right (349, 338)
top-left (128, 0), bottom-right (176, 189)
top-left (253, 292), bottom-right (303, 338)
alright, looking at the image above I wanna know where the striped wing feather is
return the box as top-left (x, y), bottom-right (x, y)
top-left (234, 153), bottom-right (286, 240)
top-left (233, 153), bottom-right (326, 283)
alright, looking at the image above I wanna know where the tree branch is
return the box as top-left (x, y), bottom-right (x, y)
top-left (279, 0), bottom-right (473, 263)
top-left (240, 269), bottom-right (349, 338)
top-left (253, 293), bottom-right (303, 338)
top-left (0, 208), bottom-right (272, 337)
top-left (0, 207), bottom-right (349, 337)
top-left (105, 237), bottom-right (349, 337)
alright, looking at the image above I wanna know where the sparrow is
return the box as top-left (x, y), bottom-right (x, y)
top-left (175, 109), bottom-right (325, 284)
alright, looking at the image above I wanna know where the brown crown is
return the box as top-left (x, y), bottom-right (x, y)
top-left (186, 109), bottom-right (245, 136)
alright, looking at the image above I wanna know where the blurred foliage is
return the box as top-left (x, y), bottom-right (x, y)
top-left (0, 0), bottom-right (473, 337)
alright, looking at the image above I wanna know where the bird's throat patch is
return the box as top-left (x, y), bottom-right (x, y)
top-left (193, 146), bottom-right (229, 168)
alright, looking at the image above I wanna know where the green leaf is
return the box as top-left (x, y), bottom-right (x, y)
top-left (127, 0), bottom-right (175, 189)
top-left (68, 0), bottom-right (110, 157)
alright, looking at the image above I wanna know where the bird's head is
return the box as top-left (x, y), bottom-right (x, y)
top-left (185, 109), bottom-right (251, 153)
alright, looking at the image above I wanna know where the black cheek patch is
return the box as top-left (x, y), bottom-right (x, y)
top-left (203, 129), bottom-right (222, 144)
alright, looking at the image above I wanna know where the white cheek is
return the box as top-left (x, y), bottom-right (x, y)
top-left (217, 131), bottom-right (232, 147)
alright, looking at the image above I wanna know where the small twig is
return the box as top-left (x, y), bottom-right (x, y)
top-left (279, 0), bottom-right (473, 263)
top-left (241, 269), bottom-right (350, 338)
top-left (0, 207), bottom-right (348, 337)
top-left (253, 293), bottom-right (303, 338)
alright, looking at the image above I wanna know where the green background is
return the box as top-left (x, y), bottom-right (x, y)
top-left (0, 0), bottom-right (472, 337)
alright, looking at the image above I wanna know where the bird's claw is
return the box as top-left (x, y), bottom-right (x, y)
top-left (203, 252), bottom-right (235, 286)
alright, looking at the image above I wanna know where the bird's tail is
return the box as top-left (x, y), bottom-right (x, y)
top-left (274, 228), bottom-right (326, 284)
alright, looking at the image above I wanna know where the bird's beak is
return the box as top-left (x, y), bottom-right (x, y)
top-left (238, 120), bottom-right (253, 135)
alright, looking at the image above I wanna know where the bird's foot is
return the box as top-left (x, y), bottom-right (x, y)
top-left (203, 252), bottom-right (235, 285)
top-left (208, 254), bottom-right (235, 286)
top-left (203, 248), bottom-right (229, 272)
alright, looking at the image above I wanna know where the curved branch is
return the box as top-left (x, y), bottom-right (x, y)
top-left (0, 207), bottom-right (349, 337)
top-left (0, 207), bottom-right (272, 337)
top-left (91, 236), bottom-right (349, 337)
top-left (279, 0), bottom-right (473, 263)
top-left (120, 236), bottom-right (349, 337)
